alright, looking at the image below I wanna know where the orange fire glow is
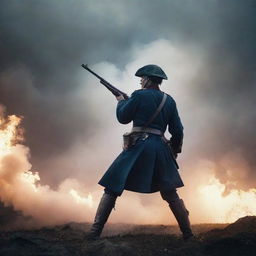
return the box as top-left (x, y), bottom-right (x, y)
top-left (0, 114), bottom-right (22, 156)
top-left (0, 110), bottom-right (94, 225)
top-left (196, 175), bottom-right (256, 223)
top-left (0, 106), bottom-right (255, 226)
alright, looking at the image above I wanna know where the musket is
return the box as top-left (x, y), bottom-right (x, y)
top-left (81, 64), bottom-right (129, 99)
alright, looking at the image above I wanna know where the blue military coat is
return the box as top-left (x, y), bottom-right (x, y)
top-left (98, 88), bottom-right (184, 195)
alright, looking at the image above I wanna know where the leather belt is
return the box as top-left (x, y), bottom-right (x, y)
top-left (132, 127), bottom-right (163, 135)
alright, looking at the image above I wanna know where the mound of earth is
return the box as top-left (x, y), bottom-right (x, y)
top-left (0, 216), bottom-right (255, 256)
top-left (201, 215), bottom-right (256, 240)
top-left (224, 216), bottom-right (256, 234)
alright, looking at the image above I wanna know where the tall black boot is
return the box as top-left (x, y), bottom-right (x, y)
top-left (86, 192), bottom-right (117, 240)
top-left (169, 199), bottom-right (194, 240)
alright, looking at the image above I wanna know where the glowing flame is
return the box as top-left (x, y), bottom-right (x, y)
top-left (0, 109), bottom-right (95, 225)
top-left (197, 176), bottom-right (256, 223)
top-left (0, 114), bottom-right (22, 156)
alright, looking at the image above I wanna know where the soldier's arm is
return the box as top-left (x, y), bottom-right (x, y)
top-left (116, 90), bottom-right (141, 124)
top-left (168, 100), bottom-right (184, 154)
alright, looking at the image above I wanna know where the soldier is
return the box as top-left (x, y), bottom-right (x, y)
top-left (87, 64), bottom-right (193, 241)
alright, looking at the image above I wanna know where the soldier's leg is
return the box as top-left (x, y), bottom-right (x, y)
top-left (87, 189), bottom-right (118, 240)
top-left (160, 189), bottom-right (193, 240)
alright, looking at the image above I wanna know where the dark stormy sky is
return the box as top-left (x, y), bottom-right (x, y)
top-left (0, 0), bottom-right (255, 192)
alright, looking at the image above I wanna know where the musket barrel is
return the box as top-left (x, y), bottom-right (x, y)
top-left (81, 64), bottom-right (129, 99)
top-left (81, 64), bottom-right (104, 81)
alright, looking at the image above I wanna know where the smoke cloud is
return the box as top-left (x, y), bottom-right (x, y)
top-left (0, 0), bottom-right (255, 225)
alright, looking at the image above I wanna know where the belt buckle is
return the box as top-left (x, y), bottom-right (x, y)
top-left (141, 132), bottom-right (149, 140)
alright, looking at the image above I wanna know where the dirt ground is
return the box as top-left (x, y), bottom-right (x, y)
top-left (0, 216), bottom-right (256, 256)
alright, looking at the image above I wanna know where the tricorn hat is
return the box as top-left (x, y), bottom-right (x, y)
top-left (135, 64), bottom-right (168, 80)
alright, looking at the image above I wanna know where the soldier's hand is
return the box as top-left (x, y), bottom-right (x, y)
top-left (116, 95), bottom-right (125, 101)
